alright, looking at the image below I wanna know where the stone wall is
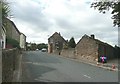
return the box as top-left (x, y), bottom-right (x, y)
top-left (61, 48), bottom-right (75, 59)
top-left (2, 48), bottom-right (20, 82)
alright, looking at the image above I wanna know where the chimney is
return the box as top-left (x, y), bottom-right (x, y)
top-left (91, 34), bottom-right (95, 39)
top-left (59, 32), bottom-right (61, 36)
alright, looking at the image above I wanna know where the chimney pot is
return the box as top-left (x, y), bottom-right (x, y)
top-left (59, 32), bottom-right (61, 35)
top-left (91, 34), bottom-right (95, 39)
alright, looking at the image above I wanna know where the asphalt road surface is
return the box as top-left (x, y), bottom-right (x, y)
top-left (21, 51), bottom-right (118, 82)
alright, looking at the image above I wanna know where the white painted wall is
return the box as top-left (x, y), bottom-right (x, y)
top-left (20, 33), bottom-right (26, 50)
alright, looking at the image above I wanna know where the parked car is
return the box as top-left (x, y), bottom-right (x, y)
top-left (41, 48), bottom-right (47, 52)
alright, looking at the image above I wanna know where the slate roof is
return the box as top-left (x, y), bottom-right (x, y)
top-left (10, 20), bottom-right (21, 35)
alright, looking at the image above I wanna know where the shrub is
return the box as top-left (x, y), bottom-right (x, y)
top-left (6, 37), bottom-right (20, 49)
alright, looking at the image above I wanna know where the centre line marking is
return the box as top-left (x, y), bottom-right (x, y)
top-left (83, 75), bottom-right (91, 78)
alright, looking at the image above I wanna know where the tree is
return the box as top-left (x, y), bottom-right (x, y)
top-left (91, 0), bottom-right (120, 27)
top-left (0, 0), bottom-right (11, 19)
top-left (1, 0), bottom-right (12, 30)
top-left (68, 37), bottom-right (76, 48)
top-left (37, 43), bottom-right (48, 50)
top-left (31, 43), bottom-right (37, 50)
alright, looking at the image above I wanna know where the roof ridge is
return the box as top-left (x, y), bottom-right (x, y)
top-left (76, 34), bottom-right (114, 48)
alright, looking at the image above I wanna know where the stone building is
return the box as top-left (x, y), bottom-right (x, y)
top-left (48, 32), bottom-right (67, 54)
top-left (3, 18), bottom-right (20, 43)
top-left (75, 34), bottom-right (115, 62)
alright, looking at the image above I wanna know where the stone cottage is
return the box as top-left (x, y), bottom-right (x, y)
top-left (75, 34), bottom-right (115, 62)
top-left (48, 32), bottom-right (67, 54)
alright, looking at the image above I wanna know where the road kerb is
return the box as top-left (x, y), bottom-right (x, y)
top-left (57, 55), bottom-right (118, 72)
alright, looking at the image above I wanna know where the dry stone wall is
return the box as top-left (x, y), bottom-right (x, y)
top-left (61, 48), bottom-right (75, 59)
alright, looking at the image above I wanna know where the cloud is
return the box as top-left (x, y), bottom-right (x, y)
top-left (8, 0), bottom-right (118, 46)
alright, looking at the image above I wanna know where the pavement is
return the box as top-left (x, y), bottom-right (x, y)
top-left (57, 54), bottom-right (119, 72)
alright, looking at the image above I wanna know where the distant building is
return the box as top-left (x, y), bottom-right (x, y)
top-left (75, 34), bottom-right (115, 62)
top-left (20, 33), bottom-right (26, 50)
top-left (48, 32), bottom-right (67, 54)
top-left (26, 42), bottom-right (31, 50)
top-left (27, 43), bottom-right (31, 47)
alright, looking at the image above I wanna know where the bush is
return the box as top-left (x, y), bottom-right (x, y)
top-left (6, 37), bottom-right (20, 49)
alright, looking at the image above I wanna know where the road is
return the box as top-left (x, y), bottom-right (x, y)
top-left (20, 51), bottom-right (118, 82)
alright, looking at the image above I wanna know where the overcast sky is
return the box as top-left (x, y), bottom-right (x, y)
top-left (8, 0), bottom-right (118, 46)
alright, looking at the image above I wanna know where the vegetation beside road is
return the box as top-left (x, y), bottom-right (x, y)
top-left (6, 37), bottom-right (20, 49)
top-left (26, 42), bottom-right (48, 51)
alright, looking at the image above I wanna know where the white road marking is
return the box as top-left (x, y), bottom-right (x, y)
top-left (83, 75), bottom-right (91, 78)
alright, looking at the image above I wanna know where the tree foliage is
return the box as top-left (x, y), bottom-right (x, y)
top-left (31, 43), bottom-right (37, 50)
top-left (26, 43), bottom-right (48, 51)
top-left (91, 0), bottom-right (120, 27)
top-left (37, 43), bottom-right (48, 50)
top-left (6, 37), bottom-right (20, 49)
top-left (26, 43), bottom-right (37, 51)
top-left (0, 0), bottom-right (10, 19)
top-left (68, 37), bottom-right (76, 48)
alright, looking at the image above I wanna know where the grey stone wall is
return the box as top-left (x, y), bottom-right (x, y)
top-left (61, 48), bottom-right (75, 59)
top-left (2, 48), bottom-right (20, 82)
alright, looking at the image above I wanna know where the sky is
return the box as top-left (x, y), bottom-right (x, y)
top-left (7, 0), bottom-right (118, 46)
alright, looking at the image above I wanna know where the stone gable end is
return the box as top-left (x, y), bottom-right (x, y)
top-left (75, 35), bottom-right (99, 62)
